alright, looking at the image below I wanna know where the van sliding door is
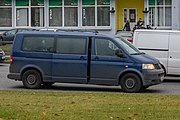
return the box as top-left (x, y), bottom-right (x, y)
top-left (52, 36), bottom-right (88, 83)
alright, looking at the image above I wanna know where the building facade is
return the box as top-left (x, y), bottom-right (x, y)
top-left (116, 0), bottom-right (175, 31)
top-left (0, 0), bottom-right (180, 35)
top-left (145, 0), bottom-right (180, 30)
top-left (115, 0), bottom-right (144, 31)
top-left (0, 0), bottom-right (116, 35)
top-left (144, 0), bottom-right (172, 30)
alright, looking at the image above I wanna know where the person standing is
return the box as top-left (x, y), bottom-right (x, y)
top-left (123, 20), bottom-right (131, 31)
top-left (137, 18), bottom-right (143, 27)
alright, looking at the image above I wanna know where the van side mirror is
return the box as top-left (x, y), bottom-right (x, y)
top-left (115, 49), bottom-right (124, 57)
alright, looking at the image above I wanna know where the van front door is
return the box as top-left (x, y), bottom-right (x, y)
top-left (168, 33), bottom-right (180, 74)
top-left (52, 36), bottom-right (88, 83)
top-left (89, 38), bottom-right (125, 85)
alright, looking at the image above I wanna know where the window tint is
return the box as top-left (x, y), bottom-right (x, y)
top-left (22, 36), bottom-right (54, 52)
top-left (95, 38), bottom-right (118, 56)
top-left (56, 37), bottom-right (86, 55)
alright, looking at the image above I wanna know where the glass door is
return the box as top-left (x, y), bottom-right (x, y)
top-left (123, 8), bottom-right (137, 30)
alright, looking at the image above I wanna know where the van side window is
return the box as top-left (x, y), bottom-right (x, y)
top-left (56, 37), bottom-right (86, 55)
top-left (95, 38), bottom-right (118, 56)
top-left (22, 36), bottom-right (54, 52)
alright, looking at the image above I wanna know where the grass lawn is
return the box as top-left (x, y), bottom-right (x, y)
top-left (0, 44), bottom-right (12, 63)
top-left (0, 90), bottom-right (180, 120)
top-left (0, 44), bottom-right (12, 53)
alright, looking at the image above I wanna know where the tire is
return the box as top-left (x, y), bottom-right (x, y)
top-left (22, 70), bottom-right (42, 89)
top-left (120, 73), bottom-right (142, 93)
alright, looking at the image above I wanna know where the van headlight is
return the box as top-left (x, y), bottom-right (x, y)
top-left (142, 64), bottom-right (155, 70)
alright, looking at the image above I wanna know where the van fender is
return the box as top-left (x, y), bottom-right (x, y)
top-left (20, 64), bottom-right (44, 79)
top-left (116, 68), bottom-right (143, 85)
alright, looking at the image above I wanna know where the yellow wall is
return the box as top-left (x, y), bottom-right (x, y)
top-left (115, 0), bottom-right (144, 31)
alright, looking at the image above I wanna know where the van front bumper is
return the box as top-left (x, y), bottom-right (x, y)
top-left (7, 73), bottom-right (21, 80)
top-left (142, 69), bottom-right (164, 87)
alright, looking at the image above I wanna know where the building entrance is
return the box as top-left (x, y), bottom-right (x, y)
top-left (123, 8), bottom-right (137, 30)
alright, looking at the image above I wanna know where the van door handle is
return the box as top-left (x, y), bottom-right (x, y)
top-left (80, 56), bottom-right (85, 60)
top-left (95, 56), bottom-right (99, 60)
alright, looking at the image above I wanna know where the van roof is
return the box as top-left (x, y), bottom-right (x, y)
top-left (134, 29), bottom-right (180, 34)
top-left (16, 31), bottom-right (111, 38)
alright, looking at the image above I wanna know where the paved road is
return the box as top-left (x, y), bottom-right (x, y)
top-left (1, 63), bottom-right (180, 94)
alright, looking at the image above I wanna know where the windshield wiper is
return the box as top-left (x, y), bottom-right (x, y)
top-left (131, 52), bottom-right (145, 55)
top-left (141, 52), bottom-right (145, 54)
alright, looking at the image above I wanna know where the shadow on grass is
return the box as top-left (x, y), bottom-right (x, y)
top-left (10, 83), bottom-right (164, 94)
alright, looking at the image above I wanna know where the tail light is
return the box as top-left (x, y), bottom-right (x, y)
top-left (10, 56), bottom-right (13, 64)
top-left (127, 38), bottom-right (133, 43)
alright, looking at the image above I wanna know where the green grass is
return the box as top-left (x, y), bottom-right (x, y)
top-left (0, 90), bottom-right (180, 120)
top-left (4, 56), bottom-right (10, 63)
top-left (0, 44), bottom-right (12, 52)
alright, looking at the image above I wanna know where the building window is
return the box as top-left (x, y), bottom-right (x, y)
top-left (49, 0), bottom-right (111, 27)
top-left (16, 0), bottom-right (29, 26)
top-left (149, 0), bottom-right (172, 27)
top-left (49, 0), bottom-right (62, 26)
top-left (1, 0), bottom-right (111, 28)
top-left (82, 0), bottom-right (95, 26)
top-left (49, 0), bottom-right (78, 27)
top-left (64, 0), bottom-right (78, 26)
top-left (97, 0), bottom-right (110, 26)
top-left (0, 0), bottom-right (12, 27)
top-left (82, 0), bottom-right (110, 26)
top-left (31, 0), bottom-right (44, 27)
top-left (31, 8), bottom-right (44, 27)
top-left (16, 0), bottom-right (44, 27)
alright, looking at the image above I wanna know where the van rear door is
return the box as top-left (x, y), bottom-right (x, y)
top-left (168, 33), bottom-right (180, 74)
top-left (52, 36), bottom-right (88, 83)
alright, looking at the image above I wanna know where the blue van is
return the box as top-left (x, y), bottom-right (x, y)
top-left (7, 31), bottom-right (164, 92)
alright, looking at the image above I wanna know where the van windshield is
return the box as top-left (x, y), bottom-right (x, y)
top-left (115, 37), bottom-right (142, 55)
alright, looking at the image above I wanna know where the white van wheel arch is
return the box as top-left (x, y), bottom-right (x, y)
top-left (160, 64), bottom-right (166, 76)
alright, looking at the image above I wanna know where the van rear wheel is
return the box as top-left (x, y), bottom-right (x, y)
top-left (120, 73), bottom-right (142, 93)
top-left (22, 70), bottom-right (42, 89)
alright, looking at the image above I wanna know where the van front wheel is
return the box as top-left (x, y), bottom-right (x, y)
top-left (120, 73), bottom-right (142, 93)
top-left (22, 70), bottom-right (42, 89)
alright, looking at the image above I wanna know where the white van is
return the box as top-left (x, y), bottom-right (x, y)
top-left (133, 29), bottom-right (180, 78)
